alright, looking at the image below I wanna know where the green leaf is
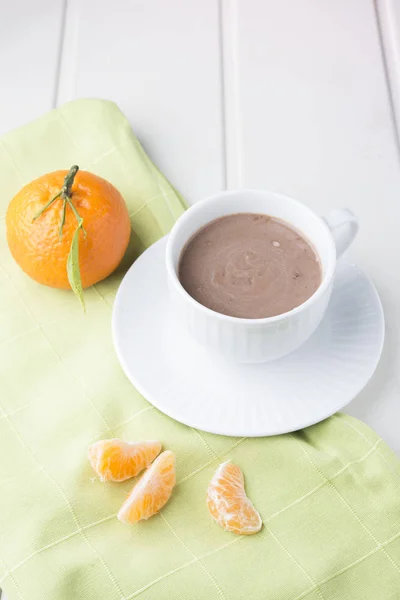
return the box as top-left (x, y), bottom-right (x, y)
top-left (67, 197), bottom-right (87, 236)
top-left (67, 223), bottom-right (85, 311)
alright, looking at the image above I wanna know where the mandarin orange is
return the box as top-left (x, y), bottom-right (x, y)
top-left (6, 166), bottom-right (131, 290)
top-left (88, 439), bottom-right (162, 483)
top-left (118, 450), bottom-right (176, 524)
top-left (206, 461), bottom-right (262, 535)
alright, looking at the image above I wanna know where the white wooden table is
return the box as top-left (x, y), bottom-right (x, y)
top-left (1, 2), bottom-right (400, 447)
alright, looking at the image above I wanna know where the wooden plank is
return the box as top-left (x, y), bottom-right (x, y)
top-left (223, 0), bottom-right (400, 451)
top-left (57, 0), bottom-right (225, 203)
top-left (0, 0), bottom-right (65, 135)
top-left (376, 0), bottom-right (400, 140)
top-left (224, 0), bottom-right (400, 200)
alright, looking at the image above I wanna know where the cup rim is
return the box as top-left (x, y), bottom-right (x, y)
top-left (165, 189), bottom-right (336, 324)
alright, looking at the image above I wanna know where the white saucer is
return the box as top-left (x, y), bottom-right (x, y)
top-left (112, 236), bottom-right (385, 437)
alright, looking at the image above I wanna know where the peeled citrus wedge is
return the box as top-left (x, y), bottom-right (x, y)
top-left (118, 450), bottom-right (176, 524)
top-left (206, 461), bottom-right (262, 535)
top-left (88, 438), bottom-right (162, 482)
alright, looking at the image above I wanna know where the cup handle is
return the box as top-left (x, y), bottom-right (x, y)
top-left (323, 208), bottom-right (359, 259)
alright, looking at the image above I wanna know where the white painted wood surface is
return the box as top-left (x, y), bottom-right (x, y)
top-left (57, 0), bottom-right (226, 203)
top-left (1, 0), bottom-right (400, 595)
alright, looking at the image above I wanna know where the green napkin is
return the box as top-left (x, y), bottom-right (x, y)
top-left (0, 99), bottom-right (400, 600)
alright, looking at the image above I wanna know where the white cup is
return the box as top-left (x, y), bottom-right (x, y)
top-left (166, 189), bottom-right (358, 363)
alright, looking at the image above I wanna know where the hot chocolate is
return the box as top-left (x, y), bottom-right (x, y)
top-left (178, 213), bottom-right (321, 319)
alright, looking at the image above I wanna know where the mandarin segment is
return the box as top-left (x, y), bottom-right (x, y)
top-left (206, 461), bottom-right (262, 535)
top-left (88, 439), bottom-right (162, 482)
top-left (118, 450), bottom-right (176, 524)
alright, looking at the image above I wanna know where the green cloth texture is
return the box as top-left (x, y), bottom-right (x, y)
top-left (0, 99), bottom-right (399, 600)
